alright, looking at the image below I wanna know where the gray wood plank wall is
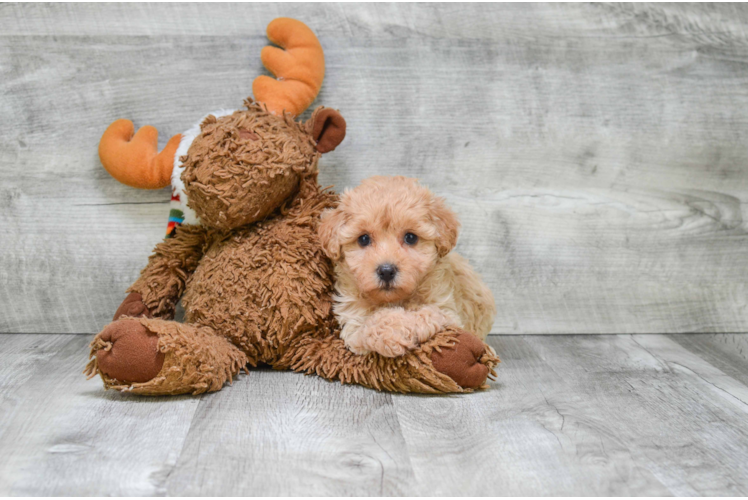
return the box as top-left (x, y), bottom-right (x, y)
top-left (2, 3), bottom-right (748, 334)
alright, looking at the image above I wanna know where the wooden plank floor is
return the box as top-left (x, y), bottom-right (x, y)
top-left (1, 333), bottom-right (747, 496)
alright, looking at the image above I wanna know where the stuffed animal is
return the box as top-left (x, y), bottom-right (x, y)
top-left (84, 18), bottom-right (499, 395)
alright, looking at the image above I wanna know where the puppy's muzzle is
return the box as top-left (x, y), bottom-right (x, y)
top-left (376, 263), bottom-right (398, 285)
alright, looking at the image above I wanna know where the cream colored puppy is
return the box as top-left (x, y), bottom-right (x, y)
top-left (318, 176), bottom-right (496, 357)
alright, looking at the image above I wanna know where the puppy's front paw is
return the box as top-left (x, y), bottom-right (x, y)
top-left (368, 335), bottom-right (417, 358)
top-left (343, 338), bottom-right (372, 356)
top-left (360, 308), bottom-right (419, 357)
top-left (409, 305), bottom-right (455, 343)
top-left (345, 337), bottom-right (410, 357)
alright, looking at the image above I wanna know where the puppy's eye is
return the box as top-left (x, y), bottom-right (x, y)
top-left (404, 232), bottom-right (418, 245)
top-left (357, 234), bottom-right (371, 247)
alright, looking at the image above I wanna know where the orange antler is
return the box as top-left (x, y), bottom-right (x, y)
top-left (252, 18), bottom-right (325, 117)
top-left (98, 120), bottom-right (181, 189)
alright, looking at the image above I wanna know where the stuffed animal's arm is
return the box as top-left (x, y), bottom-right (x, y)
top-left (277, 326), bottom-right (499, 393)
top-left (123, 224), bottom-right (211, 320)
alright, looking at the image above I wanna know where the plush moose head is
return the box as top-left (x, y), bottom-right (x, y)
top-left (180, 103), bottom-right (344, 231)
top-left (97, 18), bottom-right (346, 232)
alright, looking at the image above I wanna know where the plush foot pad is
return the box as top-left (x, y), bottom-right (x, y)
top-left (86, 317), bottom-right (249, 396)
top-left (93, 319), bottom-right (165, 383)
top-left (431, 331), bottom-right (499, 389)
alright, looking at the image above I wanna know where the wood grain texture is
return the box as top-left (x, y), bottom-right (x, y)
top-left (671, 332), bottom-right (748, 387)
top-left (166, 371), bottom-right (414, 496)
top-left (396, 335), bottom-right (748, 495)
top-left (2, 333), bottom-right (748, 495)
top-left (2, 3), bottom-right (748, 333)
top-left (0, 335), bottom-right (200, 496)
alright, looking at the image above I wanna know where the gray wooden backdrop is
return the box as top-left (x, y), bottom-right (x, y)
top-left (2, 3), bottom-right (748, 335)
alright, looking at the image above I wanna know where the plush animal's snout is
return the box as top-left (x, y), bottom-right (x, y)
top-left (376, 263), bottom-right (398, 284)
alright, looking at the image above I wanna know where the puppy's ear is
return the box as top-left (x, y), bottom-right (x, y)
top-left (430, 196), bottom-right (460, 258)
top-left (318, 207), bottom-right (347, 261)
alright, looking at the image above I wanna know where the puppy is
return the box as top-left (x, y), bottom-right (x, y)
top-left (318, 176), bottom-right (496, 357)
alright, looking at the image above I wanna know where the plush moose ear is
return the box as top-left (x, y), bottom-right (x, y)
top-left (310, 107), bottom-right (346, 153)
top-left (430, 196), bottom-right (461, 258)
top-left (318, 207), bottom-right (347, 261)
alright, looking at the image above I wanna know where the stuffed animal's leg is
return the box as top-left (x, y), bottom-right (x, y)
top-left (277, 327), bottom-right (499, 394)
top-left (84, 317), bottom-right (249, 396)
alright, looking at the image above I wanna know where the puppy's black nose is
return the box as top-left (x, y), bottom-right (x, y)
top-left (376, 263), bottom-right (398, 284)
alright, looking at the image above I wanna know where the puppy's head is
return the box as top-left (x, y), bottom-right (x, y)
top-left (319, 176), bottom-right (459, 304)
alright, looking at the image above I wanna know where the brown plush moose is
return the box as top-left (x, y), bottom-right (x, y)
top-left (85, 18), bottom-right (499, 395)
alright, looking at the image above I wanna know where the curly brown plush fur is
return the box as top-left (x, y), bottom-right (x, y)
top-left (86, 317), bottom-right (248, 396)
top-left (86, 101), bottom-right (498, 396)
top-left (182, 100), bottom-right (319, 231)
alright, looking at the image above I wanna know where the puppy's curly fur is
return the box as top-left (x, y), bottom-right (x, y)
top-left (319, 176), bottom-right (496, 357)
